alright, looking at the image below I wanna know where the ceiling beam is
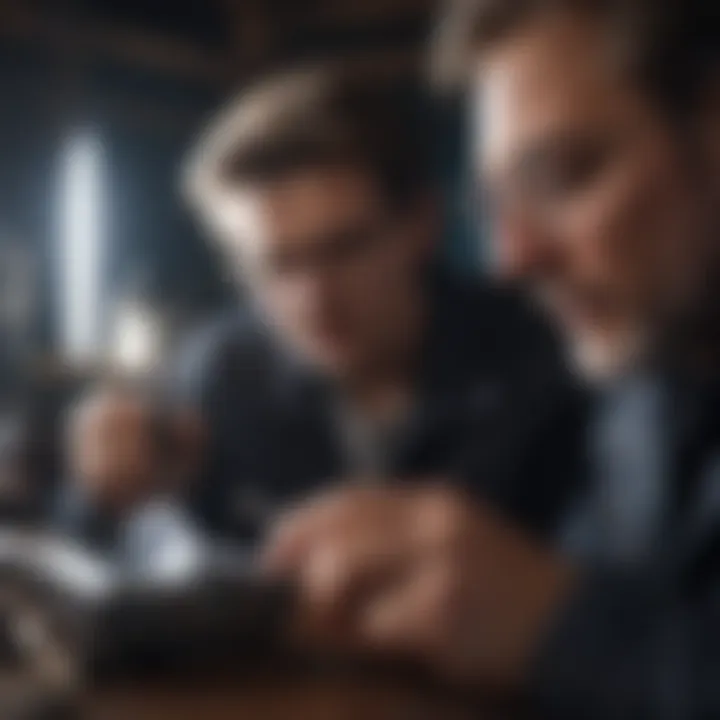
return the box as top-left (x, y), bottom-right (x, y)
top-left (300, 0), bottom-right (435, 27)
top-left (216, 0), bottom-right (279, 85)
top-left (0, 0), bottom-right (428, 95)
top-left (0, 1), bottom-right (227, 86)
top-left (338, 47), bottom-right (423, 79)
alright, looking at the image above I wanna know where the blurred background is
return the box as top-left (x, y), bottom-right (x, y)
top-left (0, 0), bottom-right (477, 511)
top-left (0, 0), bottom-right (474, 375)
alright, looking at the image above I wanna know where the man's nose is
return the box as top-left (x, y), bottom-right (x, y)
top-left (294, 270), bottom-right (337, 310)
top-left (493, 213), bottom-right (552, 281)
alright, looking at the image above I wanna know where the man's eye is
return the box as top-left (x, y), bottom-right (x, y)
top-left (263, 230), bottom-right (373, 276)
top-left (531, 148), bottom-right (608, 198)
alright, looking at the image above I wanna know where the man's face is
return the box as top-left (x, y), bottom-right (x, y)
top-left (213, 167), bottom-right (430, 377)
top-left (475, 13), bottom-right (720, 380)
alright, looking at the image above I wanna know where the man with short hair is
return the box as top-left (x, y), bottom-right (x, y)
top-left (61, 69), bottom-right (570, 561)
top-left (258, 3), bottom-right (720, 717)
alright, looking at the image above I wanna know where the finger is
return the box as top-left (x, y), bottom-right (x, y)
top-left (289, 535), bottom-right (414, 654)
top-left (359, 559), bottom-right (459, 664)
top-left (261, 484), bottom-right (406, 575)
top-left (301, 527), bottom-right (411, 615)
top-left (260, 501), bottom-right (328, 576)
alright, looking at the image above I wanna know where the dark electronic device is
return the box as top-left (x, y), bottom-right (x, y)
top-left (0, 531), bottom-right (288, 719)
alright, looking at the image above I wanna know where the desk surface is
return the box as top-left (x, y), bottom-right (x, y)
top-left (85, 671), bottom-right (492, 720)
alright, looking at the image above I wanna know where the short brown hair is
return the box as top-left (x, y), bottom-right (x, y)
top-left (184, 66), bottom-right (430, 223)
top-left (434, 0), bottom-right (720, 118)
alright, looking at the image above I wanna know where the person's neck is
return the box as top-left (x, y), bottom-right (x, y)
top-left (341, 292), bottom-right (428, 426)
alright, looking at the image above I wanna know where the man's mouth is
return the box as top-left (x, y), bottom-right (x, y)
top-left (534, 285), bottom-right (615, 334)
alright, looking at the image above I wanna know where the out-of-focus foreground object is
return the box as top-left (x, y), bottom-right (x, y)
top-left (0, 530), bottom-right (286, 719)
top-left (0, 531), bottom-right (483, 720)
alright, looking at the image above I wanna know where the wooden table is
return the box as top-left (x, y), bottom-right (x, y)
top-left (84, 670), bottom-right (490, 720)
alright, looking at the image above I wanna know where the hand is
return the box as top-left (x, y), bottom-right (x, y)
top-left (262, 483), bottom-right (576, 689)
top-left (68, 386), bottom-right (203, 513)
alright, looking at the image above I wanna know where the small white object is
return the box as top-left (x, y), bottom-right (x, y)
top-left (121, 499), bottom-right (208, 582)
top-left (57, 131), bottom-right (106, 364)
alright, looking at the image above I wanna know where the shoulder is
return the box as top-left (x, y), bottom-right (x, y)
top-left (172, 309), bottom-right (280, 408)
top-left (435, 272), bottom-right (563, 380)
top-left (457, 275), bottom-right (555, 344)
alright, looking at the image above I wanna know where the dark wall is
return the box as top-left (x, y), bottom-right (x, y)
top-left (0, 11), bottom-right (476, 358)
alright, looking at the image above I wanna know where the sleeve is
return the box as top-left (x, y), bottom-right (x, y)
top-left (51, 326), bottom-right (219, 549)
top-left (530, 566), bottom-right (710, 720)
top-left (156, 317), bottom-right (274, 543)
top-left (455, 375), bottom-right (588, 539)
top-left (52, 482), bottom-right (121, 552)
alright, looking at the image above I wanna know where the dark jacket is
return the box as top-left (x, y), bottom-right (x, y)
top-left (57, 272), bottom-right (580, 549)
top-left (532, 376), bottom-right (720, 720)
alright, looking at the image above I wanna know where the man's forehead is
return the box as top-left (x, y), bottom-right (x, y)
top-left (211, 168), bottom-right (383, 251)
top-left (471, 13), bottom-right (627, 171)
